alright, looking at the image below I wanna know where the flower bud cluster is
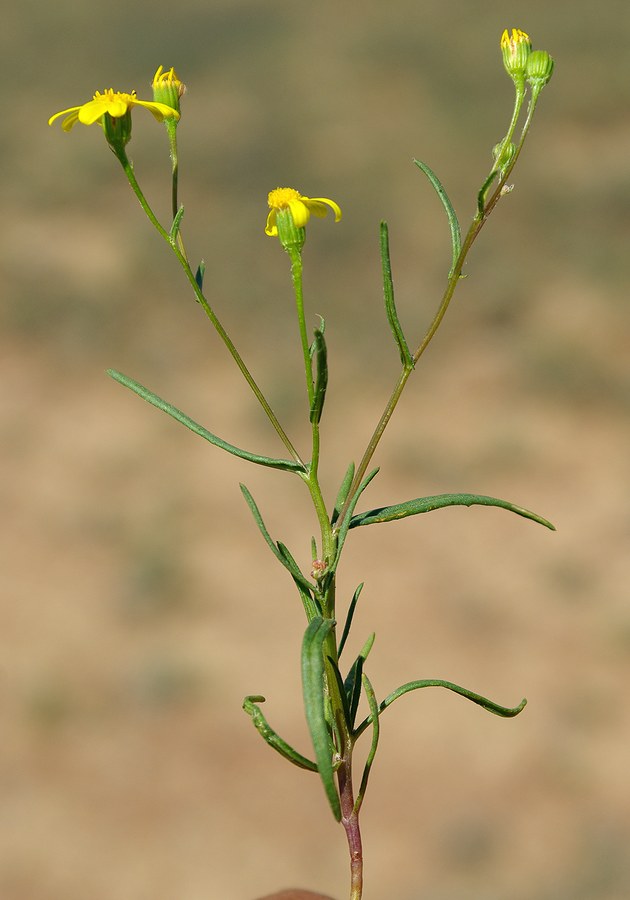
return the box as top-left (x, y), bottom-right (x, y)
top-left (501, 28), bottom-right (554, 93)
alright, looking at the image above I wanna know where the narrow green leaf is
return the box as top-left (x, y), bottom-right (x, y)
top-left (349, 492), bottom-right (555, 531)
top-left (353, 672), bottom-right (380, 814)
top-left (354, 678), bottom-right (527, 739)
top-left (331, 462), bottom-right (355, 527)
top-left (325, 656), bottom-right (352, 736)
top-left (169, 204), bottom-right (185, 242)
top-left (240, 484), bottom-right (317, 595)
top-left (277, 540), bottom-right (321, 598)
top-left (337, 582), bottom-right (364, 659)
top-left (380, 222), bottom-right (413, 368)
top-left (331, 468), bottom-right (380, 572)
top-left (344, 632), bottom-right (375, 729)
top-left (309, 326), bottom-right (328, 425)
top-left (302, 617), bottom-right (341, 821)
top-left (413, 159), bottom-right (462, 277)
top-left (195, 260), bottom-right (206, 291)
top-left (242, 695), bottom-right (318, 771)
top-left (478, 170), bottom-right (499, 216)
top-left (107, 369), bottom-right (305, 473)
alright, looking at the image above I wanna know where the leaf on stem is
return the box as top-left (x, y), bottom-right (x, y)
top-left (240, 484), bottom-right (317, 596)
top-left (195, 260), bottom-right (206, 292)
top-left (169, 205), bottom-right (185, 243)
top-left (337, 582), bottom-right (364, 659)
top-left (309, 326), bottom-right (328, 425)
top-left (353, 672), bottom-right (380, 815)
top-left (302, 617), bottom-right (342, 821)
top-left (331, 468), bottom-right (380, 572)
top-left (349, 492), bottom-right (555, 531)
top-left (344, 632), bottom-right (375, 730)
top-left (243, 696), bottom-right (319, 771)
top-left (107, 370), bottom-right (305, 473)
top-left (331, 462), bottom-right (355, 527)
top-left (413, 159), bottom-right (462, 277)
top-left (380, 222), bottom-right (413, 368)
top-left (354, 678), bottom-right (527, 740)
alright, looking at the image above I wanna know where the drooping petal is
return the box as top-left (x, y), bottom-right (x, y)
top-left (48, 106), bottom-right (81, 127)
top-left (265, 209), bottom-right (278, 236)
top-left (306, 197), bottom-right (342, 222)
top-left (60, 111), bottom-right (81, 132)
top-left (132, 98), bottom-right (180, 122)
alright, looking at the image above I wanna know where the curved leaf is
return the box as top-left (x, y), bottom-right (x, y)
top-left (354, 678), bottom-right (527, 739)
top-left (107, 369), bottom-right (305, 473)
top-left (240, 484), bottom-right (316, 596)
top-left (413, 159), bottom-right (461, 277)
top-left (242, 695), bottom-right (318, 772)
top-left (349, 492), bottom-right (555, 531)
top-left (302, 617), bottom-right (341, 821)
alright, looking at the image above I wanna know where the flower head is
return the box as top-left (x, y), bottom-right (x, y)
top-left (48, 89), bottom-right (179, 133)
top-left (526, 50), bottom-right (555, 96)
top-left (501, 28), bottom-right (531, 87)
top-left (152, 66), bottom-right (186, 116)
top-left (265, 188), bottom-right (341, 251)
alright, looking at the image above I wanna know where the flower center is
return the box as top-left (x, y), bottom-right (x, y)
top-left (268, 187), bottom-right (302, 210)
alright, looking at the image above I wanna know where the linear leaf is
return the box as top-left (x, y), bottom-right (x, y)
top-left (349, 492), bottom-right (555, 531)
top-left (243, 695), bottom-right (318, 771)
top-left (302, 617), bottom-right (341, 821)
top-left (353, 672), bottom-right (380, 814)
top-left (380, 221), bottom-right (413, 367)
top-left (354, 678), bottom-right (527, 739)
top-left (309, 326), bottom-right (328, 425)
top-left (331, 462), bottom-right (355, 527)
top-left (344, 632), bottom-right (375, 729)
top-left (413, 159), bottom-right (462, 277)
top-left (331, 467), bottom-right (380, 572)
top-left (107, 369), bottom-right (305, 473)
top-left (337, 582), bottom-right (364, 659)
top-left (240, 484), bottom-right (316, 594)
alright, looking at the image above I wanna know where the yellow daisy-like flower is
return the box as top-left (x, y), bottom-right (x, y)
top-left (265, 187), bottom-right (342, 237)
top-left (48, 89), bottom-right (179, 132)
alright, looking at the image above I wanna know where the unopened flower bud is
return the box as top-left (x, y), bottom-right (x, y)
top-left (526, 50), bottom-right (554, 93)
top-left (501, 28), bottom-right (531, 87)
top-left (492, 139), bottom-right (517, 175)
top-left (152, 66), bottom-right (186, 117)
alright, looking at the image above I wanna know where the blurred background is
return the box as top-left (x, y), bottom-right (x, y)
top-left (3, 2), bottom-right (630, 899)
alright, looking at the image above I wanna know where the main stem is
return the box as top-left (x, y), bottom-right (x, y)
top-left (338, 743), bottom-right (363, 899)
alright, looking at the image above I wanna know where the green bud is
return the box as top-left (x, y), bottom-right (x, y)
top-left (526, 50), bottom-right (554, 92)
top-left (152, 66), bottom-right (186, 118)
top-left (492, 140), bottom-right (517, 175)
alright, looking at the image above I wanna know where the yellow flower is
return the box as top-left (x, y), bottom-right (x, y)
top-left (48, 89), bottom-right (179, 132)
top-left (265, 187), bottom-right (342, 237)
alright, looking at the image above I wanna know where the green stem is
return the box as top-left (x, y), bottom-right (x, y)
top-left (289, 247), bottom-right (315, 408)
top-left (115, 149), bottom-right (304, 469)
top-left (336, 98), bottom-right (540, 529)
